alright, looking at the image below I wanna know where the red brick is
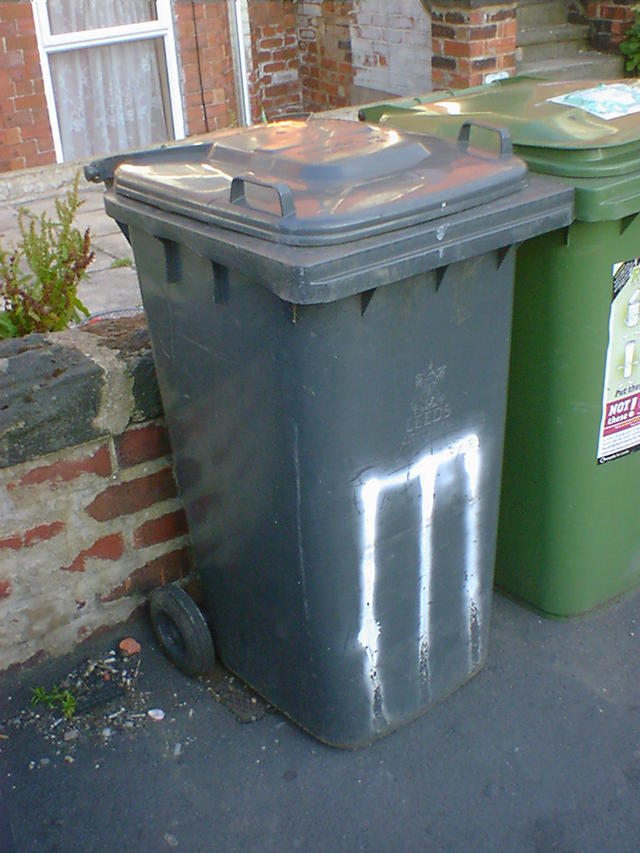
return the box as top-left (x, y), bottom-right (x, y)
top-left (1, 50), bottom-right (24, 69)
top-left (0, 579), bottom-right (12, 599)
top-left (0, 79), bottom-right (15, 101)
top-left (176, 17), bottom-right (196, 39)
top-left (251, 1), bottom-right (279, 27)
top-left (115, 423), bottom-right (171, 469)
top-left (489, 37), bottom-right (517, 56)
top-left (0, 142), bottom-right (26, 161)
top-left (497, 20), bottom-right (517, 39)
top-left (3, 109), bottom-right (33, 129)
top-left (205, 103), bottom-right (231, 121)
top-left (61, 533), bottom-right (125, 573)
top-left (29, 106), bottom-right (49, 124)
top-left (86, 468), bottom-right (178, 522)
top-left (24, 521), bottom-right (65, 548)
top-left (20, 119), bottom-right (53, 142)
top-left (30, 150), bottom-right (56, 166)
top-left (12, 78), bottom-right (33, 97)
top-left (4, 3), bottom-right (35, 19)
top-left (443, 39), bottom-right (472, 58)
top-left (259, 36), bottom-right (286, 50)
top-left (0, 19), bottom-right (17, 37)
top-left (3, 33), bottom-right (31, 52)
top-left (16, 15), bottom-right (36, 34)
top-left (12, 93), bottom-right (42, 111)
top-left (263, 60), bottom-right (287, 74)
top-left (100, 547), bottom-right (192, 601)
top-left (10, 445), bottom-right (112, 490)
top-left (0, 535), bottom-right (21, 551)
top-left (468, 24), bottom-right (498, 41)
top-left (134, 509), bottom-right (188, 549)
top-left (486, 8), bottom-right (516, 23)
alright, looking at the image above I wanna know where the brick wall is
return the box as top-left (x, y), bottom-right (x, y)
top-left (430, 2), bottom-right (517, 89)
top-left (0, 320), bottom-right (194, 672)
top-left (242, 0), bottom-right (357, 122)
top-left (349, 0), bottom-right (431, 98)
top-left (0, 1), bottom-right (55, 171)
top-left (587, 0), bottom-right (635, 53)
top-left (297, 1), bottom-right (355, 112)
top-left (247, 0), bottom-right (302, 120)
top-left (174, 0), bottom-right (238, 134)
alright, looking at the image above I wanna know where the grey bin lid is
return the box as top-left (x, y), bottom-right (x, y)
top-left (113, 119), bottom-right (528, 247)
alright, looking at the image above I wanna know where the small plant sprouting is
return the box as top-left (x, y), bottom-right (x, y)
top-left (620, 12), bottom-right (640, 76)
top-left (30, 684), bottom-right (77, 719)
top-left (0, 172), bottom-right (94, 339)
top-left (110, 256), bottom-right (133, 270)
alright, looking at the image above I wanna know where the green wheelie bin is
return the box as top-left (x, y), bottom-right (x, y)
top-left (361, 78), bottom-right (640, 616)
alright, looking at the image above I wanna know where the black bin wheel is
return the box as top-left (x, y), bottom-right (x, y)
top-left (150, 584), bottom-right (215, 677)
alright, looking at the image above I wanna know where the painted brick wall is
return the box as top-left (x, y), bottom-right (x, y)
top-left (349, 0), bottom-right (431, 97)
top-left (0, 422), bottom-right (192, 671)
top-left (0, 321), bottom-right (194, 672)
top-left (247, 0), bottom-right (303, 120)
top-left (587, 0), bottom-right (635, 53)
top-left (430, 3), bottom-right (517, 89)
top-left (0, 1), bottom-right (55, 171)
top-left (174, 0), bottom-right (238, 134)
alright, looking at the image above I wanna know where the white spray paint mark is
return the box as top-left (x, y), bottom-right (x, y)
top-left (461, 435), bottom-right (482, 671)
top-left (358, 433), bottom-right (481, 722)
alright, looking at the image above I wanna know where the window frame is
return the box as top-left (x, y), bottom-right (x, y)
top-left (31, 0), bottom-right (185, 162)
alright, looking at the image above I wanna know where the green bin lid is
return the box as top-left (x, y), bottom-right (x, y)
top-left (373, 78), bottom-right (640, 221)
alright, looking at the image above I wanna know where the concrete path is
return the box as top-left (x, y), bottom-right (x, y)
top-left (1, 586), bottom-right (639, 852)
top-left (0, 174), bottom-right (142, 319)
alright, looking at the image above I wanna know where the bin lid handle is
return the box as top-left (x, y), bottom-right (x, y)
top-left (457, 121), bottom-right (513, 157)
top-left (229, 176), bottom-right (296, 219)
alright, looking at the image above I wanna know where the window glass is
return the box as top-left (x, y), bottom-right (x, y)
top-left (47, 0), bottom-right (157, 35)
top-left (49, 37), bottom-right (171, 160)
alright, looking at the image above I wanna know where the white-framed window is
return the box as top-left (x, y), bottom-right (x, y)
top-left (32, 0), bottom-right (185, 162)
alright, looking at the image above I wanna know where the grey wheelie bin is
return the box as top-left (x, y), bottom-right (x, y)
top-left (87, 118), bottom-right (572, 747)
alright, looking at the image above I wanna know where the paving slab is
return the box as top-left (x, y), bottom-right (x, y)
top-left (95, 232), bottom-right (135, 263)
top-left (0, 176), bottom-right (142, 319)
top-left (78, 266), bottom-right (142, 316)
top-left (1, 588), bottom-right (639, 853)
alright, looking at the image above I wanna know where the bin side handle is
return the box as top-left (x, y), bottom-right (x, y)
top-left (457, 121), bottom-right (513, 157)
top-left (229, 176), bottom-right (296, 219)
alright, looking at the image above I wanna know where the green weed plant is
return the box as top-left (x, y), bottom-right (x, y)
top-left (620, 12), bottom-right (640, 76)
top-left (0, 174), bottom-right (94, 338)
top-left (31, 684), bottom-right (76, 719)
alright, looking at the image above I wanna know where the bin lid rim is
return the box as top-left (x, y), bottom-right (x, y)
top-left (111, 118), bottom-right (529, 247)
top-left (375, 79), bottom-right (640, 156)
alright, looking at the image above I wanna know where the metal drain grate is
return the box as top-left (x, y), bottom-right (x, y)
top-left (202, 666), bottom-right (268, 724)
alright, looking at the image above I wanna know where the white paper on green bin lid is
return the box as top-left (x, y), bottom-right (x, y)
top-left (548, 83), bottom-right (640, 120)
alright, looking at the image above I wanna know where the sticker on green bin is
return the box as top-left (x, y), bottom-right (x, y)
top-left (549, 84), bottom-right (640, 121)
top-left (597, 260), bottom-right (640, 463)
